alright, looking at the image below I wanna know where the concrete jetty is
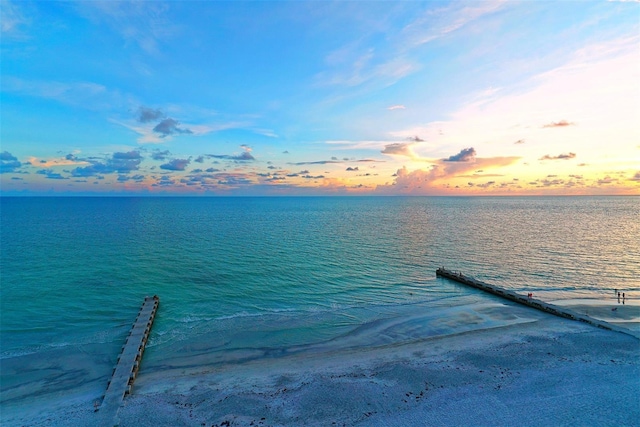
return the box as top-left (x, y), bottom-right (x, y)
top-left (98, 295), bottom-right (159, 425)
top-left (436, 268), bottom-right (636, 337)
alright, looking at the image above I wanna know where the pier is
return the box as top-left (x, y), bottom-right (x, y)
top-left (436, 268), bottom-right (635, 337)
top-left (98, 295), bottom-right (159, 425)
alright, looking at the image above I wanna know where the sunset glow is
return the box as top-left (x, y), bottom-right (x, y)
top-left (1, 1), bottom-right (639, 196)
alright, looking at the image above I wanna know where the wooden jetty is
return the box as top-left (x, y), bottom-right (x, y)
top-left (436, 268), bottom-right (635, 337)
top-left (98, 295), bottom-right (159, 425)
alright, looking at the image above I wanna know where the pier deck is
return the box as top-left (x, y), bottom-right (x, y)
top-left (436, 268), bottom-right (635, 337)
top-left (98, 295), bottom-right (159, 425)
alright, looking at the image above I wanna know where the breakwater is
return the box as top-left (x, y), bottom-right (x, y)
top-left (98, 295), bottom-right (159, 426)
top-left (436, 268), bottom-right (635, 338)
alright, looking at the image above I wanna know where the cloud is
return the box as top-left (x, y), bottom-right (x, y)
top-left (110, 151), bottom-right (143, 171)
top-left (3, 76), bottom-right (128, 111)
top-left (253, 128), bottom-right (278, 138)
top-left (160, 158), bottom-right (190, 171)
top-left (346, 167), bottom-right (359, 171)
top-left (0, 151), bottom-right (22, 173)
top-left (153, 118), bottom-right (193, 137)
top-left (1, 0), bottom-right (30, 37)
top-left (629, 171), bottom-right (640, 182)
top-left (71, 162), bottom-right (111, 177)
top-left (70, 152), bottom-right (142, 177)
top-left (151, 149), bottom-right (171, 161)
top-left (379, 153), bottom-right (519, 194)
top-left (539, 152), bottom-right (576, 161)
top-left (137, 106), bottom-right (164, 123)
top-left (381, 142), bottom-right (417, 157)
top-left (443, 147), bottom-right (476, 162)
top-left (28, 155), bottom-right (89, 168)
top-left (514, 139), bottom-right (525, 144)
top-left (206, 145), bottom-right (255, 162)
top-left (542, 120), bottom-right (575, 128)
top-left (113, 151), bottom-right (142, 160)
top-left (290, 160), bottom-right (341, 165)
top-left (316, 35), bottom-right (419, 91)
top-left (403, 1), bottom-right (507, 47)
top-left (387, 105), bottom-right (406, 110)
top-left (286, 170), bottom-right (309, 178)
top-left (79, 1), bottom-right (176, 55)
top-left (476, 181), bottom-right (496, 188)
top-left (209, 152), bottom-right (255, 161)
top-left (597, 176), bottom-right (616, 185)
top-left (215, 173), bottom-right (254, 186)
top-left (152, 176), bottom-right (176, 187)
top-left (383, 35), bottom-right (638, 184)
top-left (117, 174), bottom-right (145, 183)
top-left (116, 116), bottom-right (243, 144)
top-left (36, 169), bottom-right (66, 180)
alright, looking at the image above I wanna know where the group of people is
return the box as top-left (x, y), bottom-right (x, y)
top-left (615, 289), bottom-right (626, 304)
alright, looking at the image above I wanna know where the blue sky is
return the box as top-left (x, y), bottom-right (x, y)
top-left (1, 0), bottom-right (639, 195)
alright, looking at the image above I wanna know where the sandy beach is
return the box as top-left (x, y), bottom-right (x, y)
top-left (4, 312), bottom-right (638, 427)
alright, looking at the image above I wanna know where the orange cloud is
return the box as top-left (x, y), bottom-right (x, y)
top-left (379, 156), bottom-right (520, 194)
top-left (381, 141), bottom-right (419, 158)
top-left (28, 156), bottom-right (89, 167)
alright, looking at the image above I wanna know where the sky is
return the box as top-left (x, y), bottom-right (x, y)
top-left (1, 0), bottom-right (639, 196)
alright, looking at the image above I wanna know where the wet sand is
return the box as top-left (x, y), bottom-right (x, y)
top-left (4, 314), bottom-right (639, 427)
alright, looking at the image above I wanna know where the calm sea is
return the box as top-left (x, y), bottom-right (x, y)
top-left (1, 196), bottom-right (639, 415)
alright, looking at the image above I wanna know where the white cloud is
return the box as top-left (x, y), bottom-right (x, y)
top-left (113, 119), bottom-right (249, 144)
top-left (253, 128), bottom-right (279, 138)
top-left (0, 0), bottom-right (30, 37)
top-left (401, 0), bottom-right (508, 47)
top-left (2, 76), bottom-right (134, 111)
top-left (77, 1), bottom-right (176, 55)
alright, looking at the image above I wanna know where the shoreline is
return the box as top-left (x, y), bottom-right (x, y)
top-left (4, 315), bottom-right (639, 427)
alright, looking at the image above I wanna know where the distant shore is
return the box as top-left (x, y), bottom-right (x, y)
top-left (4, 315), bottom-right (639, 427)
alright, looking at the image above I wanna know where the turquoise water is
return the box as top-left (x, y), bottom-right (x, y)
top-left (1, 196), bottom-right (639, 414)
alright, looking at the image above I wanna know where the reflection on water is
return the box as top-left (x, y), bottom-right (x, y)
top-left (1, 196), bottom-right (639, 416)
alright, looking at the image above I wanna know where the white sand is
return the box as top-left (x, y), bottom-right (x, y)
top-left (4, 315), bottom-right (639, 427)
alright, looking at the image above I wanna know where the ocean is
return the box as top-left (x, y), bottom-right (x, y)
top-left (1, 196), bottom-right (639, 416)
